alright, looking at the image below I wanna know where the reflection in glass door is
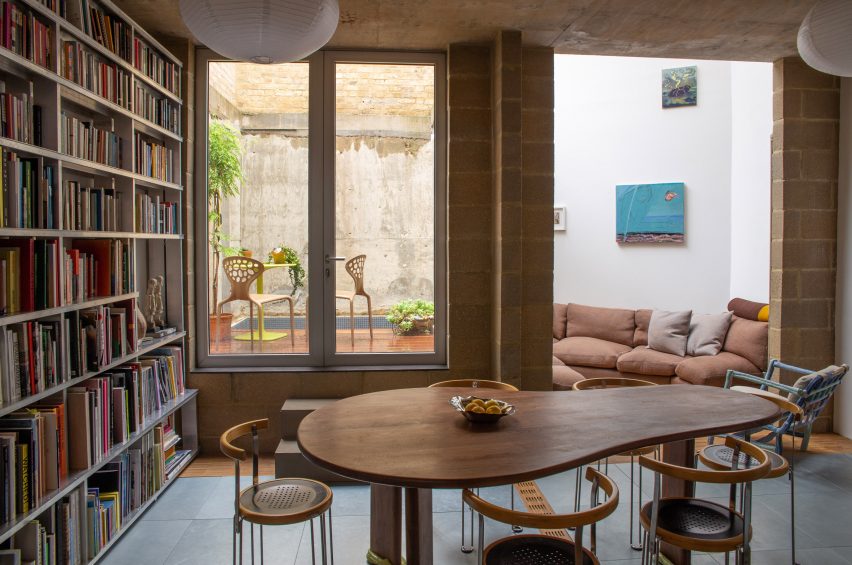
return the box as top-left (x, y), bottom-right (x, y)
top-left (333, 62), bottom-right (436, 354)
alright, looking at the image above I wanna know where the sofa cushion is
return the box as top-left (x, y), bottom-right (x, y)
top-left (617, 347), bottom-right (685, 377)
top-left (553, 303), bottom-right (568, 340)
top-left (553, 355), bottom-right (565, 366)
top-left (565, 303), bottom-right (636, 347)
top-left (634, 309), bottom-right (652, 347)
top-left (553, 337), bottom-right (632, 369)
top-left (553, 365), bottom-right (586, 390)
top-left (686, 312), bottom-right (733, 356)
top-left (675, 352), bottom-right (761, 387)
top-left (723, 316), bottom-right (768, 370)
top-left (648, 310), bottom-right (692, 356)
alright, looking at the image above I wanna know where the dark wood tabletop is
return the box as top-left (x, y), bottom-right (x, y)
top-left (297, 385), bottom-right (781, 489)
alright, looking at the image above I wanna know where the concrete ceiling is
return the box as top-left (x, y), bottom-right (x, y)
top-left (114, 0), bottom-right (817, 62)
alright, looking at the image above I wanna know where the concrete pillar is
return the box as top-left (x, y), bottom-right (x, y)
top-left (770, 56), bottom-right (841, 430)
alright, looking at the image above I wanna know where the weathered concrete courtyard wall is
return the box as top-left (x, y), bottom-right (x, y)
top-left (210, 63), bottom-right (436, 316)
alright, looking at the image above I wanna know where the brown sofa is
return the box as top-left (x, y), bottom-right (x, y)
top-left (552, 303), bottom-right (768, 390)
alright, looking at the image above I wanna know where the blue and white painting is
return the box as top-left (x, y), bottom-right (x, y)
top-left (615, 183), bottom-right (685, 243)
top-left (662, 66), bottom-right (697, 108)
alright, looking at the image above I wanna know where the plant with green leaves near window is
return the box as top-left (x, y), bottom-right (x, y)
top-left (386, 299), bottom-right (435, 335)
top-left (208, 119), bottom-right (243, 316)
top-left (269, 245), bottom-right (306, 291)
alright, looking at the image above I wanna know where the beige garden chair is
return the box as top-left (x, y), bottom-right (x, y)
top-left (218, 256), bottom-right (295, 351)
top-left (335, 254), bottom-right (373, 345)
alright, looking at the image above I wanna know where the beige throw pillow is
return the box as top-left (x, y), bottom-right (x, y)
top-left (686, 312), bottom-right (734, 356)
top-left (647, 310), bottom-right (692, 357)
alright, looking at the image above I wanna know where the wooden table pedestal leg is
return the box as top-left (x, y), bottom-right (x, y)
top-left (369, 484), bottom-right (402, 564)
top-left (660, 439), bottom-right (696, 565)
top-left (404, 488), bottom-right (433, 565)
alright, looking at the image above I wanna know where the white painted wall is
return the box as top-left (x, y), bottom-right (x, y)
top-left (835, 77), bottom-right (852, 439)
top-left (729, 63), bottom-right (773, 303)
top-left (553, 55), bottom-right (771, 314)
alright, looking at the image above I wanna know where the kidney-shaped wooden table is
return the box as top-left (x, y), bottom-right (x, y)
top-left (297, 385), bottom-right (781, 565)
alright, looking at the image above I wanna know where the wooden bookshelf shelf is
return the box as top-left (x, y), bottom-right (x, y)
top-left (0, 390), bottom-right (198, 542)
top-left (0, 0), bottom-right (191, 560)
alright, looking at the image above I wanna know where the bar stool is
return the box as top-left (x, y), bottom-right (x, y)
top-left (464, 467), bottom-right (619, 565)
top-left (220, 419), bottom-right (334, 564)
top-left (699, 387), bottom-right (804, 565)
top-left (429, 379), bottom-right (519, 553)
top-left (640, 436), bottom-right (771, 565)
top-left (572, 377), bottom-right (658, 550)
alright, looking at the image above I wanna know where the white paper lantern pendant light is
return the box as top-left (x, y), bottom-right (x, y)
top-left (179, 0), bottom-right (339, 64)
top-left (797, 0), bottom-right (852, 77)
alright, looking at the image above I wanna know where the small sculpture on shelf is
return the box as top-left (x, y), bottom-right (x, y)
top-left (145, 276), bottom-right (176, 338)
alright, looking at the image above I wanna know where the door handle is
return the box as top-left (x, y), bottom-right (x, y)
top-left (325, 255), bottom-right (346, 262)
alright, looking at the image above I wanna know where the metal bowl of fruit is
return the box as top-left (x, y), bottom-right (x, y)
top-left (449, 395), bottom-right (516, 423)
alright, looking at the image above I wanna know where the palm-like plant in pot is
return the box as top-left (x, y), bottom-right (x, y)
top-left (208, 120), bottom-right (243, 340)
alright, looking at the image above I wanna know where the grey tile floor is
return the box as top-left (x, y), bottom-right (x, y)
top-left (100, 453), bottom-right (852, 565)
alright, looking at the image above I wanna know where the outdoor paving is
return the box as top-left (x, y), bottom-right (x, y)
top-left (99, 453), bottom-right (852, 564)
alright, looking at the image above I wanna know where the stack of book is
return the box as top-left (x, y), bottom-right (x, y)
top-left (0, 238), bottom-right (62, 314)
top-left (67, 239), bottom-right (132, 299)
top-left (133, 85), bottom-right (180, 135)
top-left (60, 113), bottom-right (123, 169)
top-left (1, 149), bottom-right (59, 229)
top-left (83, 1), bottom-right (131, 62)
top-left (60, 40), bottom-right (133, 110)
top-left (0, 1), bottom-right (53, 69)
top-left (36, 0), bottom-right (66, 18)
top-left (0, 400), bottom-right (68, 519)
top-left (76, 301), bottom-right (135, 372)
top-left (0, 319), bottom-right (64, 403)
top-left (63, 181), bottom-right (121, 232)
top-left (132, 38), bottom-right (180, 96)
top-left (0, 80), bottom-right (41, 146)
top-left (135, 193), bottom-right (179, 234)
top-left (133, 134), bottom-right (172, 183)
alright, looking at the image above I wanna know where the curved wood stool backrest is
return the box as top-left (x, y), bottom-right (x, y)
top-left (572, 377), bottom-right (657, 390)
top-left (220, 418), bottom-right (269, 488)
top-left (464, 467), bottom-right (618, 562)
top-left (429, 379), bottom-right (519, 392)
top-left (729, 386), bottom-right (804, 422)
top-left (640, 436), bottom-right (771, 484)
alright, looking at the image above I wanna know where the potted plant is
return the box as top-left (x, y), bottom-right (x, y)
top-left (268, 245), bottom-right (306, 291)
top-left (386, 299), bottom-right (435, 335)
top-left (208, 119), bottom-right (243, 341)
top-left (239, 248), bottom-right (253, 258)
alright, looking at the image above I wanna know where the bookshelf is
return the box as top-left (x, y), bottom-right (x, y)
top-left (0, 0), bottom-right (194, 562)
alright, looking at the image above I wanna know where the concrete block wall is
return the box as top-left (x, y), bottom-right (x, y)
top-left (770, 57), bottom-right (841, 431)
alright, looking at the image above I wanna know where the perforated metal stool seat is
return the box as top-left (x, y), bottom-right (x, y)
top-left (483, 534), bottom-right (598, 565)
top-left (239, 478), bottom-right (332, 526)
top-left (699, 444), bottom-right (789, 479)
top-left (639, 498), bottom-right (748, 551)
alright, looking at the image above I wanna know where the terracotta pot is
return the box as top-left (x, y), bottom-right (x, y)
top-left (210, 313), bottom-right (233, 341)
top-left (239, 249), bottom-right (253, 258)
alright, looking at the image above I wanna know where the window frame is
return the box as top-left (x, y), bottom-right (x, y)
top-left (193, 49), bottom-right (447, 370)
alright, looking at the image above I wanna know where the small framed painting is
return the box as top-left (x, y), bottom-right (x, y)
top-left (662, 66), bottom-right (697, 108)
top-left (554, 206), bottom-right (566, 231)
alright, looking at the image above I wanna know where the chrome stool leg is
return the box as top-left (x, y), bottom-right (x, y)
top-left (328, 507), bottom-right (335, 565)
top-left (260, 525), bottom-right (264, 565)
top-left (510, 485), bottom-right (521, 533)
top-left (310, 518), bottom-right (316, 565)
top-left (250, 523), bottom-right (255, 564)
top-left (461, 492), bottom-right (473, 553)
top-left (320, 513), bottom-right (328, 565)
